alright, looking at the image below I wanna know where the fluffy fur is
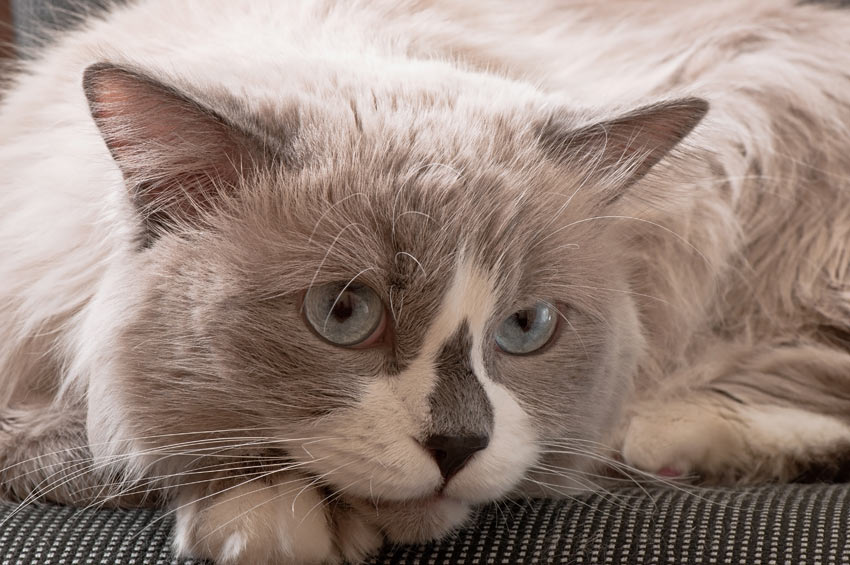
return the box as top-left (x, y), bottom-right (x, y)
top-left (2, 1), bottom-right (850, 563)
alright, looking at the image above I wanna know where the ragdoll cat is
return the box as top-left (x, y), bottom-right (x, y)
top-left (3, 0), bottom-right (850, 562)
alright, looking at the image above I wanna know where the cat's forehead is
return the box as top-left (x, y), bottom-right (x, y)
top-left (222, 156), bottom-right (607, 326)
top-left (207, 79), bottom-right (619, 315)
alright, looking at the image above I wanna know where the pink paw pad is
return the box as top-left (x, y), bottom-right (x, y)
top-left (656, 466), bottom-right (682, 478)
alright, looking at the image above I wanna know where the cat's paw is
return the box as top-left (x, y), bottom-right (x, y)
top-left (344, 495), bottom-right (472, 545)
top-left (621, 400), bottom-right (749, 484)
top-left (331, 504), bottom-right (384, 563)
top-left (173, 473), bottom-right (382, 564)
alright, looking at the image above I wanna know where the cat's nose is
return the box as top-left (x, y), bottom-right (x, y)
top-left (423, 433), bottom-right (489, 481)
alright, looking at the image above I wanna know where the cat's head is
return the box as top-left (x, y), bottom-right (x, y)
top-left (82, 62), bottom-right (705, 540)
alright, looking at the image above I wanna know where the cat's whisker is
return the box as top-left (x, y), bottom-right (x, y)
top-left (303, 221), bottom-right (367, 311)
top-left (307, 192), bottom-right (371, 245)
top-left (533, 461), bottom-right (636, 484)
top-left (82, 459), bottom-right (325, 514)
top-left (528, 466), bottom-right (608, 495)
top-left (549, 283), bottom-right (672, 306)
top-left (534, 456), bottom-right (723, 510)
top-left (133, 459), bottom-right (327, 543)
top-left (527, 451), bottom-right (654, 504)
top-left (150, 437), bottom-right (334, 482)
top-left (186, 461), bottom-right (354, 553)
top-left (532, 168), bottom-right (600, 241)
top-left (299, 476), bottom-right (366, 528)
top-left (73, 458), bottom-right (288, 499)
top-left (0, 458), bottom-right (107, 527)
top-left (322, 267), bottom-right (377, 332)
top-left (539, 446), bottom-right (642, 475)
top-left (396, 291), bottom-right (405, 321)
top-left (492, 498), bottom-right (509, 523)
top-left (537, 445), bottom-right (724, 507)
top-left (541, 436), bottom-right (626, 451)
top-left (520, 476), bottom-right (637, 518)
top-left (6, 453), bottom-right (182, 522)
top-left (0, 433), bottom-right (338, 518)
top-left (529, 460), bottom-right (658, 506)
top-left (395, 251), bottom-right (427, 278)
top-left (394, 210), bottom-right (436, 226)
top-left (0, 426), bottom-right (305, 477)
top-left (187, 479), bottom-right (309, 553)
top-left (290, 462), bottom-right (355, 511)
top-left (535, 214), bottom-right (718, 278)
top-left (541, 300), bottom-right (589, 359)
top-left (388, 285), bottom-right (399, 322)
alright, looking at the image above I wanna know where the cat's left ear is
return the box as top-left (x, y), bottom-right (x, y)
top-left (538, 98), bottom-right (708, 203)
top-left (83, 62), bottom-right (270, 240)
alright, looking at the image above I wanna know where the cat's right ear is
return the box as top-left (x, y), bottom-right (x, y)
top-left (537, 98), bottom-right (708, 206)
top-left (83, 63), bottom-right (265, 241)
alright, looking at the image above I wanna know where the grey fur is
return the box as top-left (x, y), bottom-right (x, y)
top-left (429, 321), bottom-right (494, 439)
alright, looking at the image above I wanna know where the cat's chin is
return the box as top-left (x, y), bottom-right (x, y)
top-left (346, 494), bottom-right (473, 544)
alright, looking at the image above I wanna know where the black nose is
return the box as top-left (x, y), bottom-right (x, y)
top-left (423, 434), bottom-right (489, 481)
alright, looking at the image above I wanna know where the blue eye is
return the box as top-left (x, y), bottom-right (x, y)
top-left (303, 282), bottom-right (385, 347)
top-left (495, 302), bottom-right (558, 355)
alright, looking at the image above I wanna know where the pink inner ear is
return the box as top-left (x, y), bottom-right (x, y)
top-left (83, 63), bottom-right (258, 231)
top-left (539, 97), bottom-right (708, 200)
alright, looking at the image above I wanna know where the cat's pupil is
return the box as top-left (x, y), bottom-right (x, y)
top-left (515, 310), bottom-right (534, 332)
top-left (332, 292), bottom-right (355, 322)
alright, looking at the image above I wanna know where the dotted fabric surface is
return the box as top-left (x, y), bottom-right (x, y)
top-left (1, 485), bottom-right (850, 564)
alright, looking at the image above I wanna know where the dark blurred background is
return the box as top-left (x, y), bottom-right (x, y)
top-left (1, 0), bottom-right (12, 60)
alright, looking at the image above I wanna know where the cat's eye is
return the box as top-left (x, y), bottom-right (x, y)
top-left (303, 282), bottom-right (385, 347)
top-left (495, 302), bottom-right (559, 355)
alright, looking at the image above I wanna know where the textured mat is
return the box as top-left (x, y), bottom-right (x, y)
top-left (1, 485), bottom-right (850, 564)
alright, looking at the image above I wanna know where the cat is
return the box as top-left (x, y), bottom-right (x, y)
top-left (3, 0), bottom-right (850, 563)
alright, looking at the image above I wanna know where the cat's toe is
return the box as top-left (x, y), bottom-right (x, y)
top-left (174, 475), bottom-right (338, 565)
top-left (362, 497), bottom-right (472, 545)
top-left (332, 506), bottom-right (384, 563)
top-left (621, 401), bottom-right (747, 484)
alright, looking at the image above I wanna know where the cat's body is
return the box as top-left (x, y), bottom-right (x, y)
top-left (3, 0), bottom-right (850, 562)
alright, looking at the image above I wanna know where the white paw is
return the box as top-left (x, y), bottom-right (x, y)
top-left (332, 505), bottom-right (384, 562)
top-left (174, 474), bottom-right (341, 564)
top-left (351, 496), bottom-right (472, 545)
top-left (621, 400), bottom-right (748, 483)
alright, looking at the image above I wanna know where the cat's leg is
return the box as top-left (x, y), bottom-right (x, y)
top-left (173, 472), bottom-right (382, 565)
top-left (0, 404), bottom-right (141, 505)
top-left (621, 342), bottom-right (850, 484)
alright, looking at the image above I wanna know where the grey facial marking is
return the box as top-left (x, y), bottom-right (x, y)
top-left (428, 321), bottom-right (494, 438)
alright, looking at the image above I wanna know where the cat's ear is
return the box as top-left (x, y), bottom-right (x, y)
top-left (538, 98), bottom-right (708, 204)
top-left (83, 63), bottom-right (264, 240)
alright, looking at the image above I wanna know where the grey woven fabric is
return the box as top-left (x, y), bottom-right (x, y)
top-left (2, 485), bottom-right (850, 564)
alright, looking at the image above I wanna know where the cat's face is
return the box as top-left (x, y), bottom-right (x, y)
top-left (83, 64), bottom-right (704, 540)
